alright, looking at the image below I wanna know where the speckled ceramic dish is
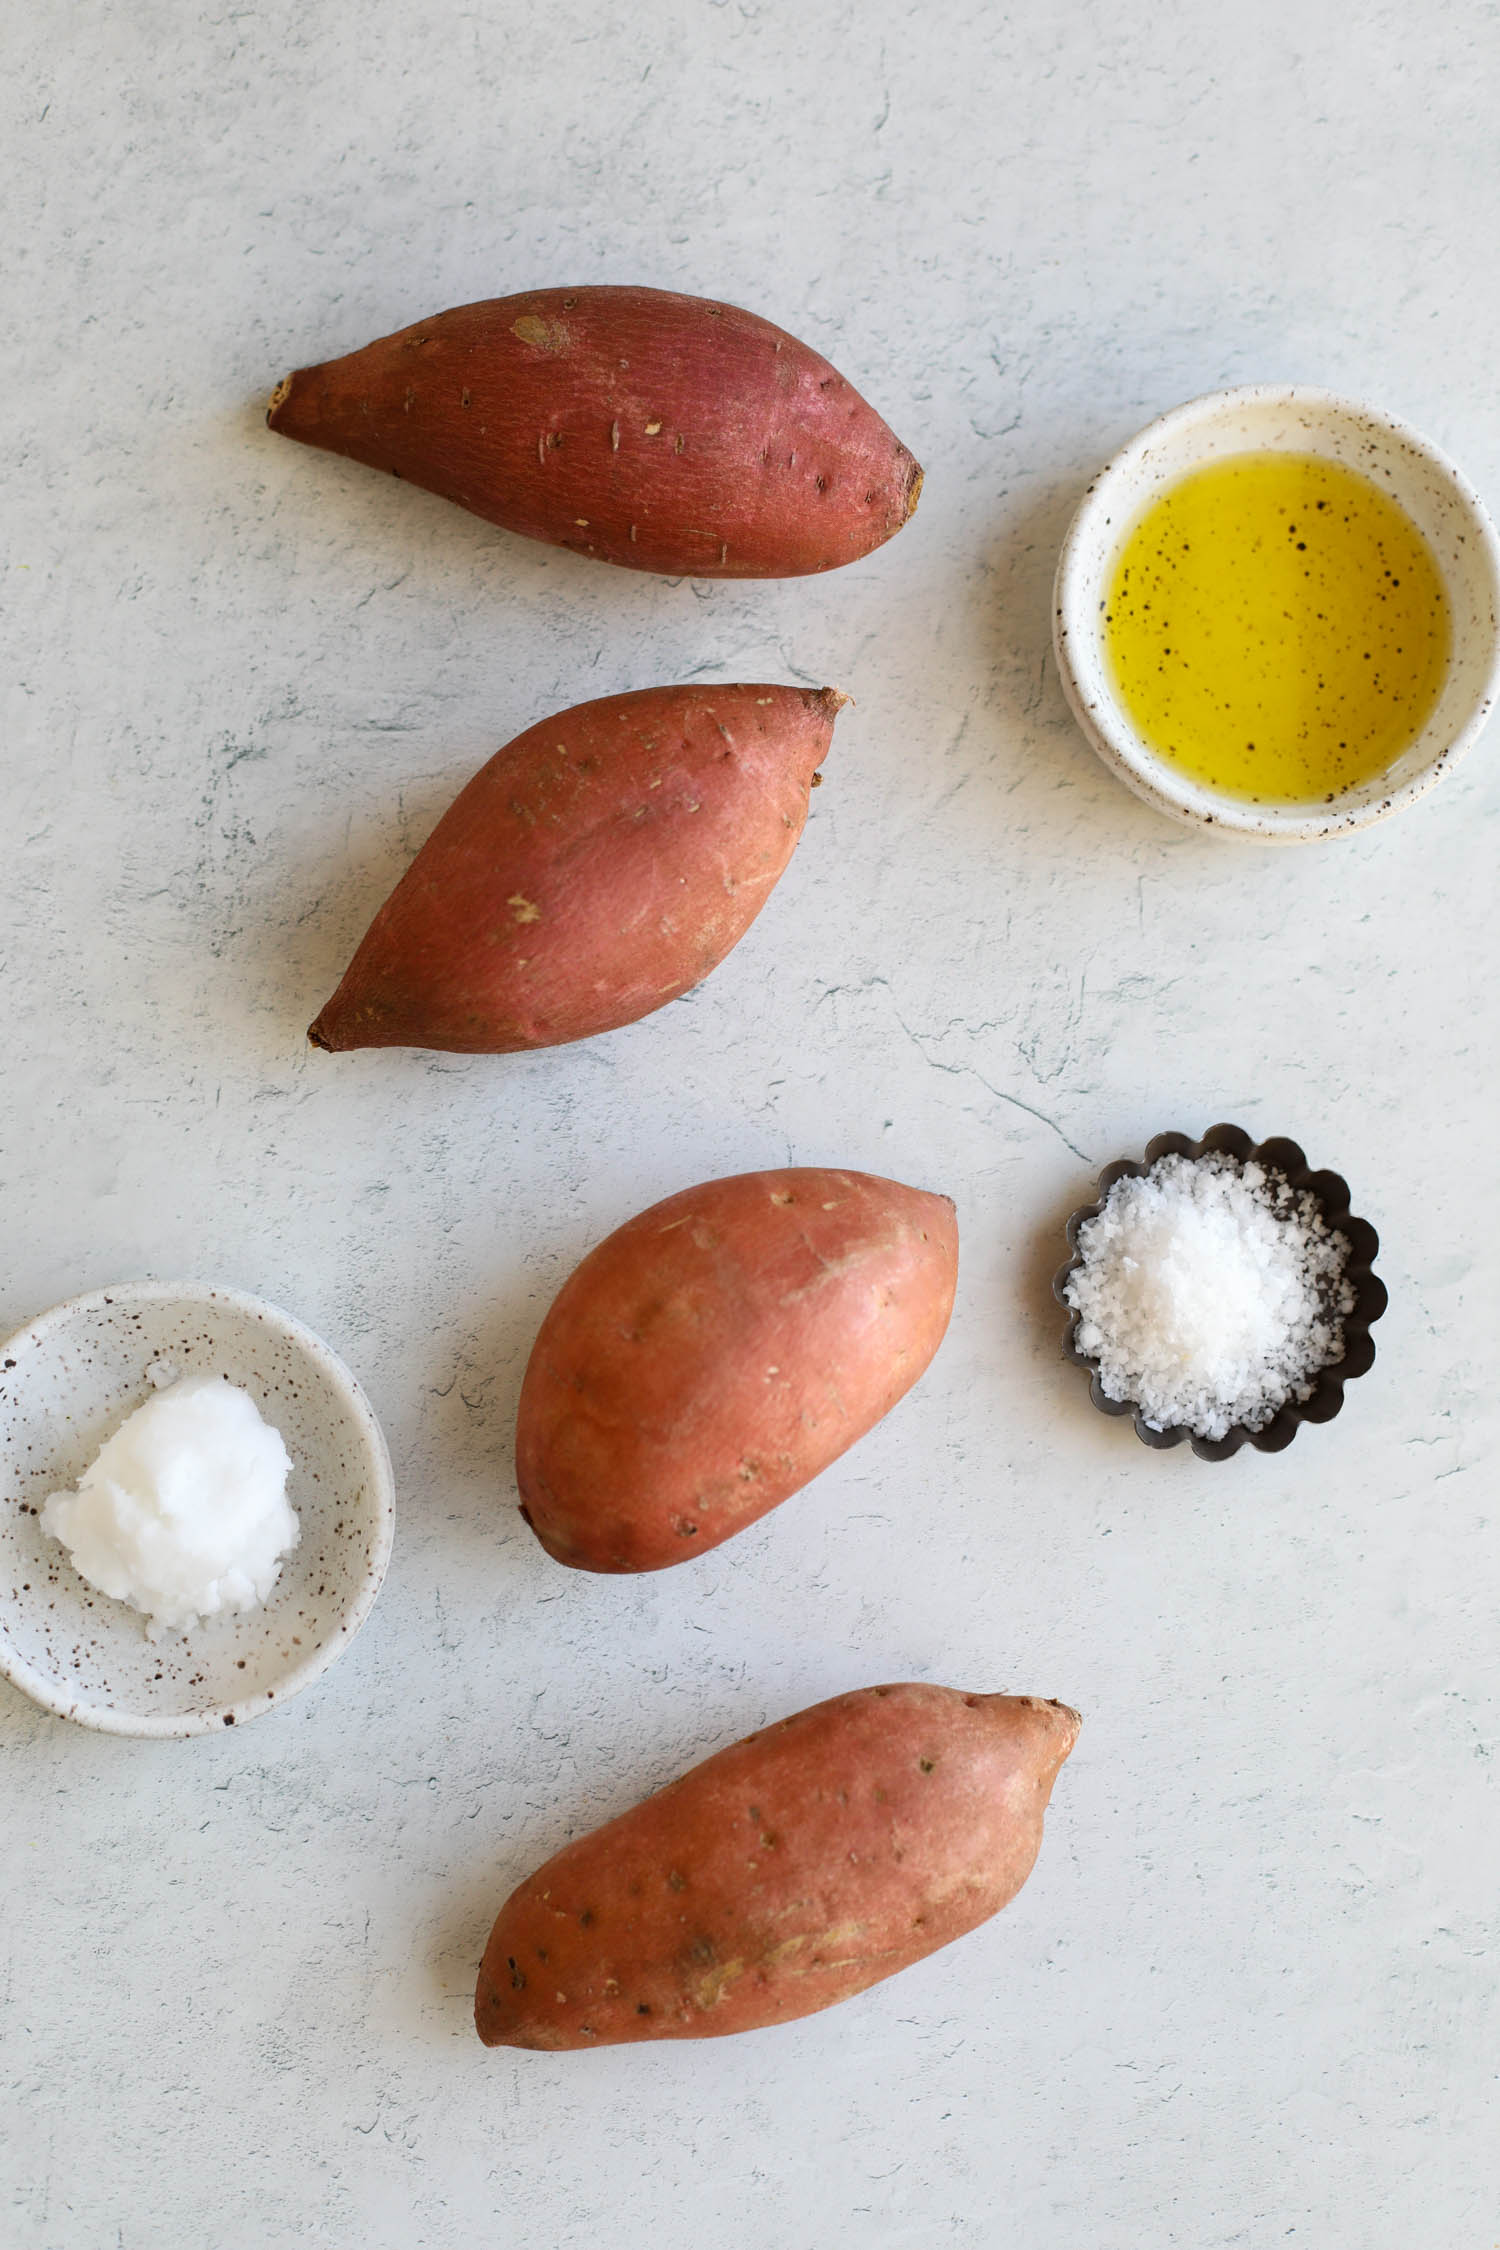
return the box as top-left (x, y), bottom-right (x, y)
top-left (1053, 1124), bottom-right (1387, 1461)
top-left (1052, 385), bottom-right (1500, 840)
top-left (0, 1281), bottom-right (394, 1735)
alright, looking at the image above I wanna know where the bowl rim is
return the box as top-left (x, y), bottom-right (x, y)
top-left (1052, 1124), bottom-right (1388, 1461)
top-left (1052, 381), bottom-right (1500, 842)
top-left (0, 1278), bottom-right (396, 1736)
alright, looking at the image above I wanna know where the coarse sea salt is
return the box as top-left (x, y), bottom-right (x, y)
top-left (41, 1373), bottom-right (297, 1639)
top-left (1064, 1152), bottom-right (1354, 1442)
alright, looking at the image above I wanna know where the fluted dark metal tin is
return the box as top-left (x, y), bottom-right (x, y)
top-left (1053, 1122), bottom-right (1387, 1462)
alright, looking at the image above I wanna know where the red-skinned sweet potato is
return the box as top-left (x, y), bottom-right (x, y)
top-left (267, 285), bottom-right (922, 578)
top-left (515, 1166), bottom-right (958, 1571)
top-left (475, 1682), bottom-right (1080, 2049)
top-left (309, 683), bottom-right (840, 1054)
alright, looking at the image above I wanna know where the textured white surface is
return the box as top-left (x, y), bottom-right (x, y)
top-left (2, 1), bottom-right (1497, 2242)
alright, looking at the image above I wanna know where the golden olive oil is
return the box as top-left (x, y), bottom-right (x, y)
top-left (1103, 452), bottom-right (1451, 802)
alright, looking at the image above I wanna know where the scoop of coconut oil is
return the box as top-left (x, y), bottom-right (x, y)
top-left (41, 1374), bottom-right (297, 1639)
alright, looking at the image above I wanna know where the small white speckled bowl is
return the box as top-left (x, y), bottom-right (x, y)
top-left (0, 1281), bottom-right (394, 1736)
top-left (1053, 385), bottom-right (1500, 840)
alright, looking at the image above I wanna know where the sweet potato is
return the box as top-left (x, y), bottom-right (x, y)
top-left (309, 682), bottom-right (841, 1054)
top-left (516, 1166), bottom-right (958, 1571)
top-left (475, 1683), bottom-right (1080, 2048)
top-left (267, 285), bottom-right (922, 578)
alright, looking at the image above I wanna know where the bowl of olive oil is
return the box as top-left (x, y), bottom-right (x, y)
top-left (1053, 386), bottom-right (1500, 840)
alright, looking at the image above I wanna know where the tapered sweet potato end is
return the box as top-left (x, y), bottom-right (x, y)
top-left (307, 986), bottom-right (389, 1054)
top-left (515, 1496), bottom-right (673, 1575)
top-left (307, 982), bottom-right (443, 1055)
top-left (267, 362), bottom-right (353, 450)
top-left (266, 371), bottom-right (296, 427)
top-left (475, 1972), bottom-right (558, 2050)
top-left (267, 360), bottom-right (371, 456)
top-left (1002, 1692), bottom-right (1083, 1782)
top-left (307, 989), bottom-right (535, 1056)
